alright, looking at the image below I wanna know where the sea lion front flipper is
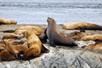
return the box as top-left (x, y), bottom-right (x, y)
top-left (41, 44), bottom-right (49, 53)
top-left (39, 28), bottom-right (48, 43)
top-left (49, 40), bottom-right (56, 47)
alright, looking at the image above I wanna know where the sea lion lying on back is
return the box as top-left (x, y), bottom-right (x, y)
top-left (45, 17), bottom-right (77, 47)
top-left (63, 22), bottom-right (102, 32)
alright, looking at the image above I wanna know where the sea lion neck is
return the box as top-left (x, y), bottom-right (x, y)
top-left (47, 17), bottom-right (57, 30)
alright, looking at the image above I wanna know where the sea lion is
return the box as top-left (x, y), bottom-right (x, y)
top-left (16, 30), bottom-right (49, 60)
top-left (0, 18), bottom-right (16, 25)
top-left (46, 17), bottom-right (77, 47)
top-left (81, 34), bottom-right (102, 41)
top-left (68, 32), bottom-right (91, 40)
top-left (63, 22), bottom-right (102, 32)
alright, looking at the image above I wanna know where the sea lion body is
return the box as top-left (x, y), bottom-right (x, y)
top-left (81, 34), bottom-right (102, 41)
top-left (46, 17), bottom-right (77, 47)
top-left (63, 22), bottom-right (102, 32)
top-left (16, 30), bottom-right (48, 60)
top-left (0, 18), bottom-right (16, 25)
top-left (68, 32), bottom-right (91, 40)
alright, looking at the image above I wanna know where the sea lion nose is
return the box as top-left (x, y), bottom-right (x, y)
top-left (47, 17), bottom-right (52, 21)
top-left (48, 17), bottom-right (51, 19)
top-left (18, 53), bottom-right (24, 61)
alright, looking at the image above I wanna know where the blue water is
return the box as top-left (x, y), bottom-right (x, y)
top-left (0, 0), bottom-right (102, 25)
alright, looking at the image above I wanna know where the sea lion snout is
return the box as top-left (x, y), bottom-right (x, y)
top-left (47, 17), bottom-right (55, 24)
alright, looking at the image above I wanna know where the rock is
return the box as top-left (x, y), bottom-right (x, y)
top-left (0, 18), bottom-right (16, 25)
top-left (85, 43), bottom-right (102, 53)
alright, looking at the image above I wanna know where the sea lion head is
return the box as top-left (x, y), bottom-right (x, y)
top-left (47, 17), bottom-right (56, 25)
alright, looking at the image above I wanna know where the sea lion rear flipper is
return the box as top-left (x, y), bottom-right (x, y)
top-left (41, 44), bottom-right (49, 53)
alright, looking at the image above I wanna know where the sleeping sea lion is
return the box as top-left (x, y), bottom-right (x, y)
top-left (46, 17), bottom-right (77, 47)
top-left (68, 32), bottom-right (91, 40)
top-left (63, 22), bottom-right (102, 32)
top-left (15, 30), bottom-right (49, 60)
top-left (0, 18), bottom-right (16, 25)
top-left (81, 34), bottom-right (102, 41)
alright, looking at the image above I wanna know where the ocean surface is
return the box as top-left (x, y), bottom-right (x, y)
top-left (0, 0), bottom-right (102, 25)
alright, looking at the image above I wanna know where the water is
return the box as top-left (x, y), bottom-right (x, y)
top-left (0, 0), bottom-right (102, 25)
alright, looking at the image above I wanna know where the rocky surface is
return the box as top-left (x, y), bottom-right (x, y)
top-left (0, 25), bottom-right (102, 68)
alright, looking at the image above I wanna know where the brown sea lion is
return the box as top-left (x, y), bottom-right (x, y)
top-left (63, 22), bottom-right (102, 32)
top-left (46, 17), bottom-right (77, 47)
top-left (0, 18), bottom-right (16, 25)
top-left (16, 30), bottom-right (49, 60)
top-left (68, 32), bottom-right (91, 40)
top-left (81, 34), bottom-right (102, 41)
